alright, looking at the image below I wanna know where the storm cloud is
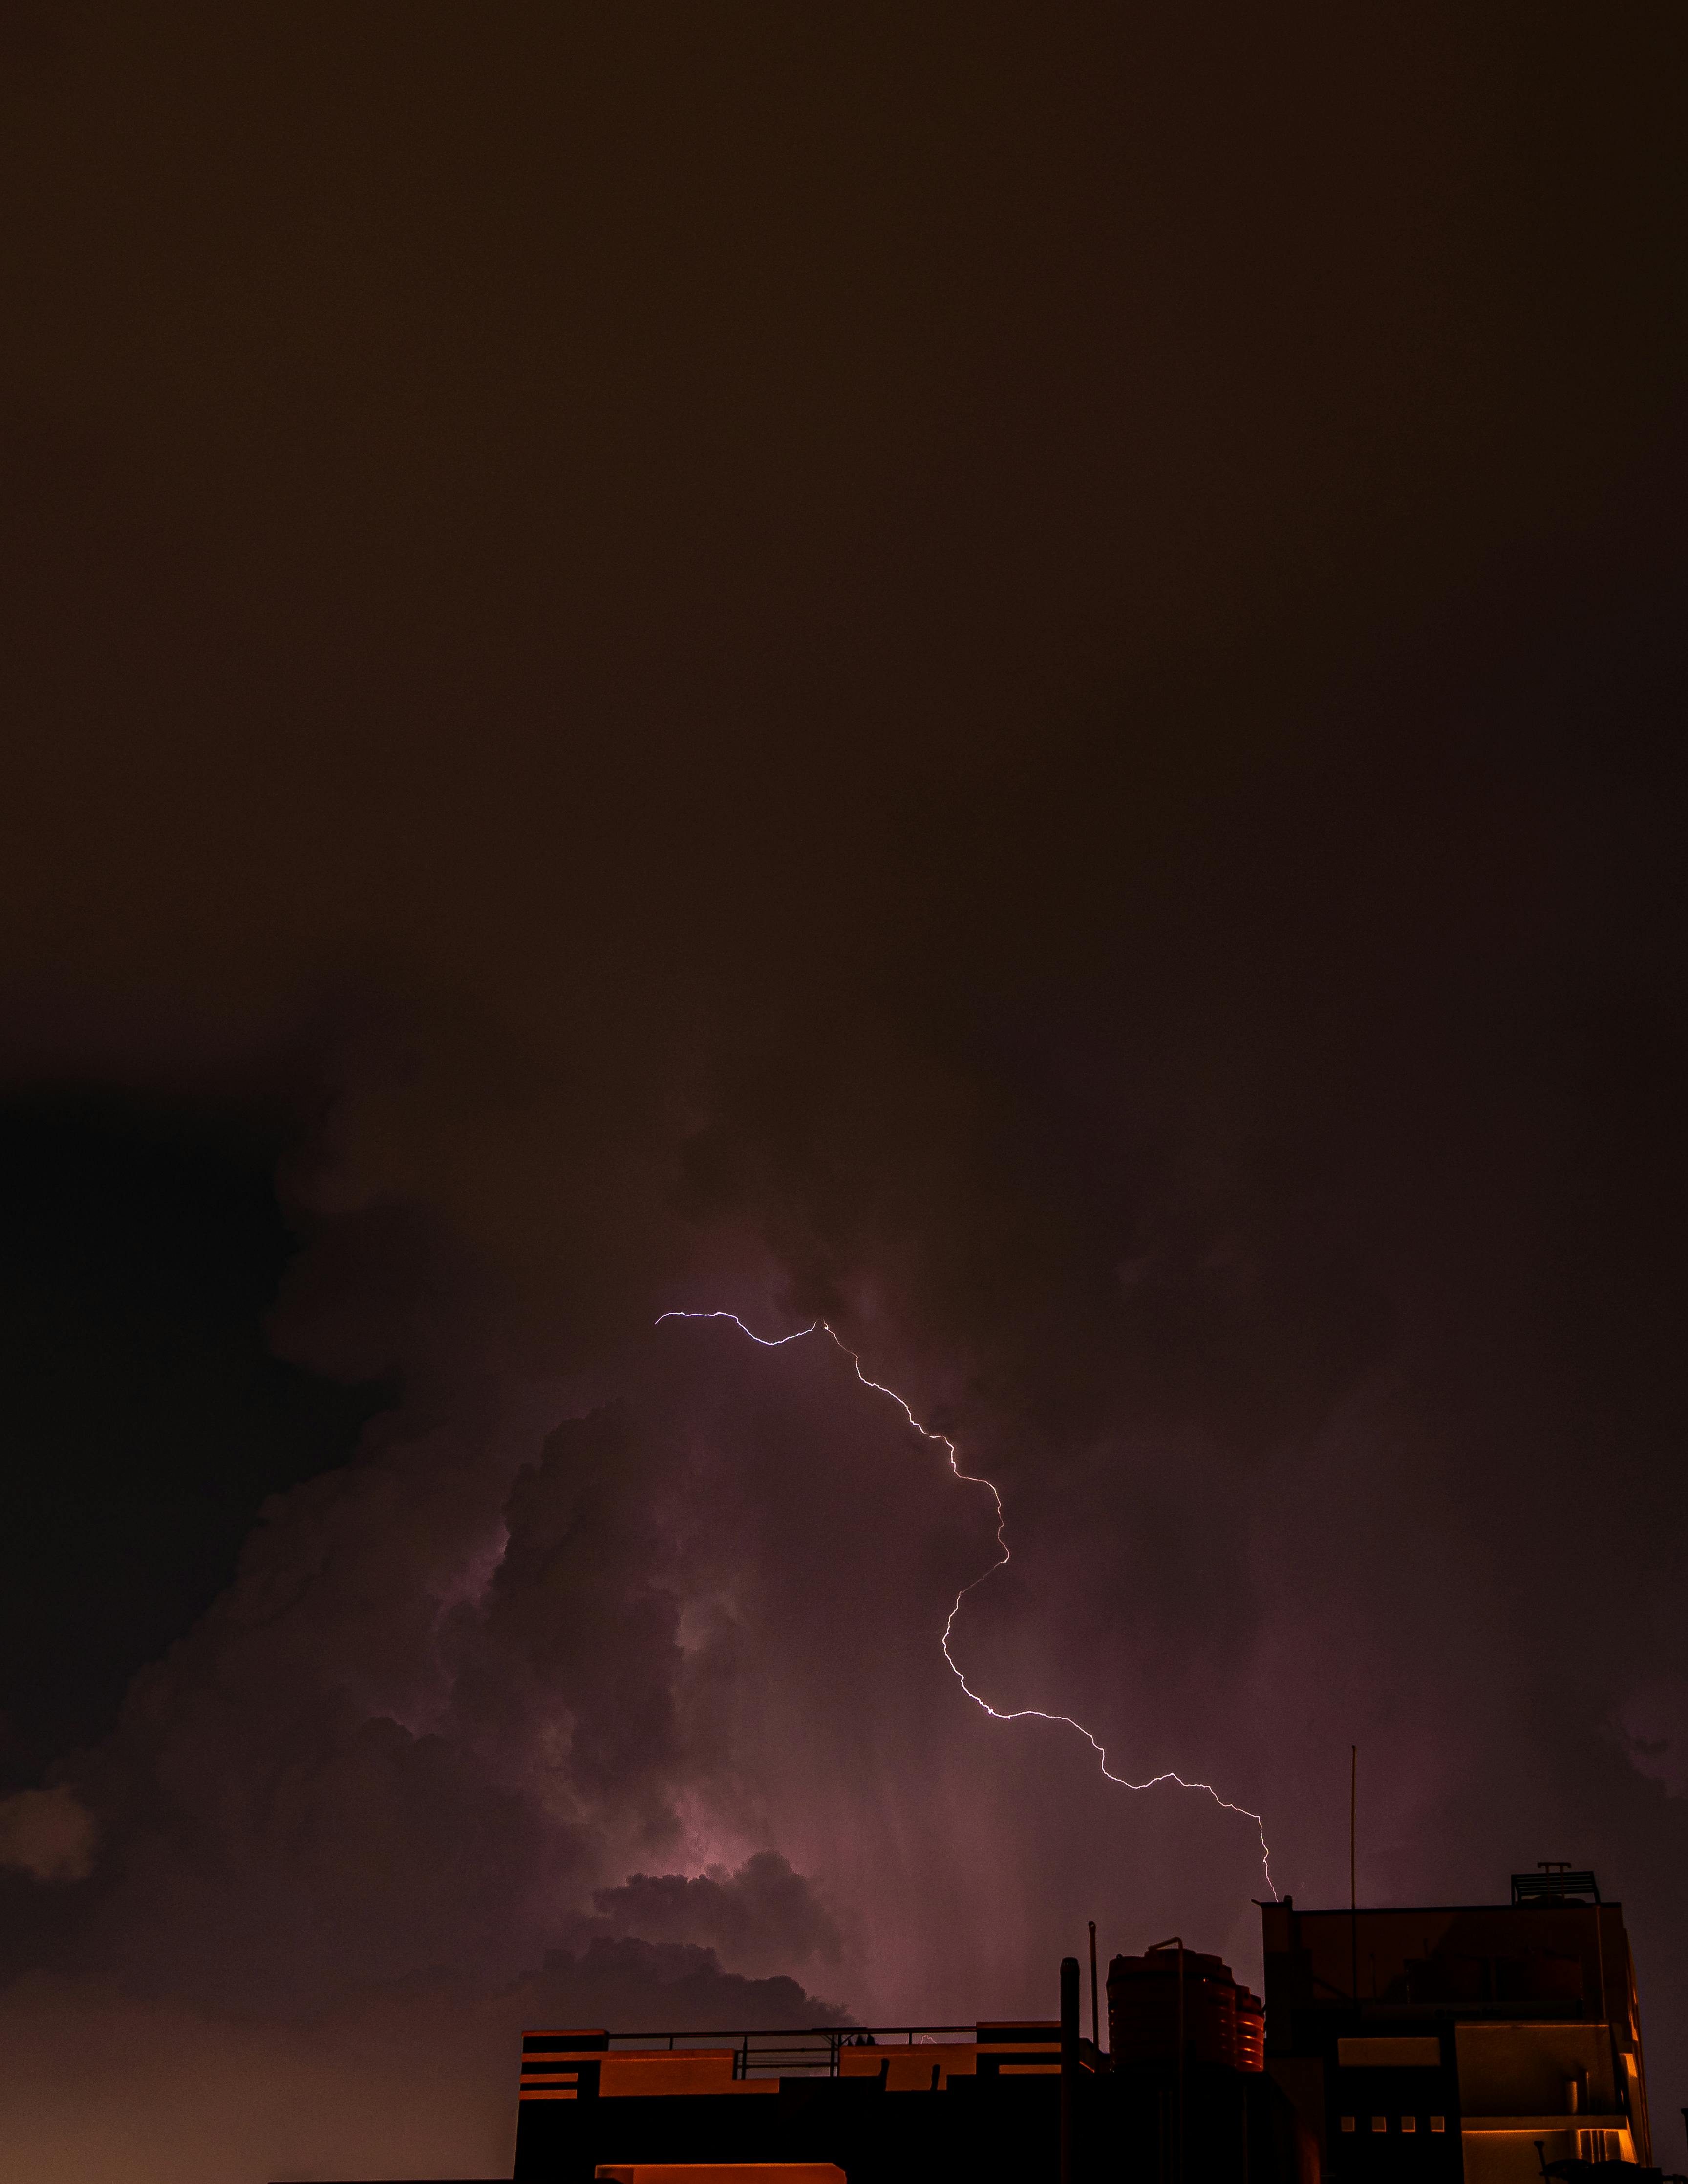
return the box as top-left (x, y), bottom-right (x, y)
top-left (0, 7), bottom-right (1685, 2181)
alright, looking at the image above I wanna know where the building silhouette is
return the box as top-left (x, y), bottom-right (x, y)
top-left (1261, 1868), bottom-right (1654, 2184)
top-left (276, 1863), bottom-right (1665, 2184)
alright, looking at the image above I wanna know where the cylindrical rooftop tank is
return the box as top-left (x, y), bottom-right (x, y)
top-left (1107, 1947), bottom-right (1251, 2069)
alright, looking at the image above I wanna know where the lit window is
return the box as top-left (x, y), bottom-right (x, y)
top-left (1430, 2118), bottom-right (1446, 2133)
top-left (1372, 2117), bottom-right (1388, 2133)
top-left (1341, 2117), bottom-right (1356, 2133)
top-left (1402, 2118), bottom-right (1417, 2134)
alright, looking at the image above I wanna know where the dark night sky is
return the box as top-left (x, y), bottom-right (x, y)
top-left (0, 8), bottom-right (1685, 2180)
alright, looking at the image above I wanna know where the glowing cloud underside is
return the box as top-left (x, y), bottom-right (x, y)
top-left (656, 1308), bottom-right (1276, 1896)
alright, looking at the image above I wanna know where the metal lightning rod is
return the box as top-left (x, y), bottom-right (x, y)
top-left (657, 1308), bottom-right (1277, 1895)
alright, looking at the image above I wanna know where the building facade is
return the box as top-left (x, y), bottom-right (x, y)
top-left (1261, 1869), bottom-right (1653, 2184)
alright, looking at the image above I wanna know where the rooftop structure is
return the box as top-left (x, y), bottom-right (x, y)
top-left (511, 2016), bottom-right (1107, 2184)
top-left (1261, 1867), bottom-right (1655, 2184)
top-left (506, 1951), bottom-right (1305, 2184)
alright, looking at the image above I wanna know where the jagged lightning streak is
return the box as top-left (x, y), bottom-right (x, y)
top-left (657, 1308), bottom-right (1276, 1895)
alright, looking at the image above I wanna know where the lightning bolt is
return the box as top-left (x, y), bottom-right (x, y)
top-left (657, 1307), bottom-right (1276, 1896)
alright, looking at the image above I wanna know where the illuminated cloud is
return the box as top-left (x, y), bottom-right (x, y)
top-left (0, 1785), bottom-right (97, 1884)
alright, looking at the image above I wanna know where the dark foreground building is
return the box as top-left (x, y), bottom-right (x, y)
top-left (278, 1866), bottom-right (1666, 2184)
top-left (1261, 1869), bottom-right (1657, 2184)
top-left (508, 1969), bottom-right (1302, 2184)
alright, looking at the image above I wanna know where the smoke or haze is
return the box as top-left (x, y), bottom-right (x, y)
top-left (0, 7), bottom-right (1685, 2179)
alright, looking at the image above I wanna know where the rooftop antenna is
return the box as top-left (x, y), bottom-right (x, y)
top-left (1089, 1922), bottom-right (1100, 2054)
top-left (1060, 1954), bottom-right (1080, 2184)
top-left (1350, 1746), bottom-right (1359, 2013)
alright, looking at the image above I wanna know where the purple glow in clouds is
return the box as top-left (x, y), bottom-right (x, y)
top-left (657, 1309), bottom-right (1277, 1894)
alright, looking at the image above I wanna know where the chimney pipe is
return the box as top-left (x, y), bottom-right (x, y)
top-left (1061, 1954), bottom-right (1081, 2184)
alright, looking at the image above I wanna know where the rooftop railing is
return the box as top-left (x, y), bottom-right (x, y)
top-left (599, 2025), bottom-right (1031, 2079)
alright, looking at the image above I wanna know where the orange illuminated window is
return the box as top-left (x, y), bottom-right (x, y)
top-left (1430, 2118), bottom-right (1446, 2133)
top-left (1372, 2117), bottom-right (1387, 2132)
top-left (1341, 2118), bottom-right (1356, 2133)
top-left (1402, 2118), bottom-right (1417, 2133)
